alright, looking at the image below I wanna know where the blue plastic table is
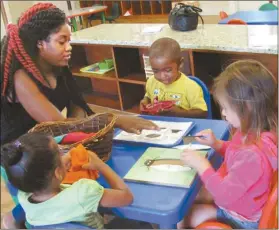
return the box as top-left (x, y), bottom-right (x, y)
top-left (98, 115), bottom-right (230, 229)
top-left (219, 10), bottom-right (278, 25)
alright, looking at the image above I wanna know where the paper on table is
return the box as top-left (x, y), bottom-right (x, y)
top-left (142, 25), bottom-right (165, 34)
top-left (124, 147), bottom-right (208, 188)
top-left (114, 120), bottom-right (193, 146)
top-left (174, 144), bottom-right (211, 150)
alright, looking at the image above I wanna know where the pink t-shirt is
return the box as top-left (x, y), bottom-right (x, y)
top-left (201, 131), bottom-right (277, 221)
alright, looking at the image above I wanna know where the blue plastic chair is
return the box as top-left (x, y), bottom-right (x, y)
top-left (1, 170), bottom-right (92, 229)
top-left (259, 3), bottom-right (278, 11)
top-left (1, 166), bottom-right (19, 204)
top-left (188, 76), bottom-right (212, 119)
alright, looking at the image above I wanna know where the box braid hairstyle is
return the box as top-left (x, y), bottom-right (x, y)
top-left (1, 2), bottom-right (67, 103)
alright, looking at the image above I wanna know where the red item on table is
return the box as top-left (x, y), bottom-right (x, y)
top-left (141, 98), bottom-right (176, 115)
top-left (61, 132), bottom-right (96, 144)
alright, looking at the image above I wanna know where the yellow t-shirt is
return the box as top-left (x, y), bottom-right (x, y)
top-left (145, 73), bottom-right (207, 111)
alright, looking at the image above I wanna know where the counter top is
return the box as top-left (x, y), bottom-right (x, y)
top-left (71, 24), bottom-right (277, 54)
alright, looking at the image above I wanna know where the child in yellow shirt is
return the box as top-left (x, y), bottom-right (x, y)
top-left (140, 38), bottom-right (208, 118)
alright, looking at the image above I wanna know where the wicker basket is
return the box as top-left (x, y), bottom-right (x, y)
top-left (28, 113), bottom-right (116, 162)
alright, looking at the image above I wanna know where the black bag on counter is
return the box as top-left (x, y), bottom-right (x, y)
top-left (168, 3), bottom-right (204, 32)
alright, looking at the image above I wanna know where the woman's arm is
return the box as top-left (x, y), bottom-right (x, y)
top-left (67, 102), bottom-right (87, 118)
top-left (14, 69), bottom-right (65, 122)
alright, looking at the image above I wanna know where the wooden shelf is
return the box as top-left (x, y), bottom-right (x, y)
top-left (72, 67), bottom-right (117, 81)
top-left (83, 92), bottom-right (121, 110)
top-left (118, 73), bottom-right (146, 85)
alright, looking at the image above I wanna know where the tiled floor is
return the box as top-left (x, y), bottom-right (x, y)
top-left (1, 180), bottom-right (15, 229)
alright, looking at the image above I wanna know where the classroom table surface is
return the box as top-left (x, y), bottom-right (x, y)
top-left (219, 10), bottom-right (278, 25)
top-left (65, 5), bottom-right (107, 18)
top-left (98, 115), bottom-right (230, 229)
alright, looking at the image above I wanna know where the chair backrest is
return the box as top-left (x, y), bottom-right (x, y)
top-left (259, 3), bottom-right (278, 11)
top-left (26, 221), bottom-right (93, 229)
top-left (227, 19), bottom-right (247, 25)
top-left (259, 170), bottom-right (278, 229)
top-left (1, 166), bottom-right (19, 204)
top-left (196, 221), bottom-right (232, 229)
top-left (111, 2), bottom-right (120, 17)
top-left (188, 76), bottom-right (212, 119)
top-left (219, 11), bottom-right (228, 19)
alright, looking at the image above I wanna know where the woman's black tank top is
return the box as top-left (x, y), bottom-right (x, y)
top-left (1, 68), bottom-right (93, 145)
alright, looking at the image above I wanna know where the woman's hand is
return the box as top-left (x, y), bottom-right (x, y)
top-left (116, 115), bottom-right (159, 134)
top-left (180, 150), bottom-right (211, 175)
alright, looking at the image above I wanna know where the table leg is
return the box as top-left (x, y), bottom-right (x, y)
top-left (70, 18), bottom-right (78, 32)
top-left (159, 223), bottom-right (177, 229)
top-left (101, 12), bottom-right (106, 23)
top-left (79, 16), bottom-right (83, 29)
top-left (82, 16), bottom-right (88, 29)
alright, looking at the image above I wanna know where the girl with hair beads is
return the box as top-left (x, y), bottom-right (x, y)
top-left (1, 133), bottom-right (133, 229)
top-left (0, 2), bottom-right (157, 145)
top-left (179, 60), bottom-right (277, 229)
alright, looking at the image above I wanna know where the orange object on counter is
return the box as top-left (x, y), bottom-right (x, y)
top-left (62, 144), bottom-right (99, 184)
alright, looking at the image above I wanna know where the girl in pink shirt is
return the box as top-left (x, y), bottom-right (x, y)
top-left (179, 60), bottom-right (278, 229)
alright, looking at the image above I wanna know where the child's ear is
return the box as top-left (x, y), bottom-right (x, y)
top-left (37, 40), bottom-right (44, 50)
top-left (54, 167), bottom-right (64, 182)
top-left (179, 57), bottom-right (184, 70)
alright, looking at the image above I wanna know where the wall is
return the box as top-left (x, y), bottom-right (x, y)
top-left (6, 1), bottom-right (34, 23)
top-left (237, 1), bottom-right (277, 11)
top-left (199, 1), bottom-right (234, 15)
top-left (33, 1), bottom-right (78, 12)
top-left (2, 1), bottom-right (76, 24)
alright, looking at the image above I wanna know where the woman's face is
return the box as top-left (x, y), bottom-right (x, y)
top-left (37, 23), bottom-right (72, 67)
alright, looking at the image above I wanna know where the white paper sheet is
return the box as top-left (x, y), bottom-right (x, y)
top-left (174, 144), bottom-right (211, 150)
top-left (142, 25), bottom-right (165, 34)
top-left (114, 120), bottom-right (193, 146)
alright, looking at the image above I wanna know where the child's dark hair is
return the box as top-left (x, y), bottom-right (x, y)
top-left (0, 3), bottom-right (67, 100)
top-left (1, 133), bottom-right (60, 193)
top-left (213, 59), bottom-right (277, 138)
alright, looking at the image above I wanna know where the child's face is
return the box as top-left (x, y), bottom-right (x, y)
top-left (219, 98), bottom-right (241, 129)
top-left (150, 57), bottom-right (180, 85)
top-left (50, 139), bottom-right (71, 182)
top-left (38, 23), bottom-right (72, 67)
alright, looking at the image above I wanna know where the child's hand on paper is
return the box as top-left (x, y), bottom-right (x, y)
top-left (82, 151), bottom-right (104, 170)
top-left (180, 150), bottom-right (211, 175)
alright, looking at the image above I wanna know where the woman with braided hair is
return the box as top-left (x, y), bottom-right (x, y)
top-left (1, 3), bottom-right (158, 145)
